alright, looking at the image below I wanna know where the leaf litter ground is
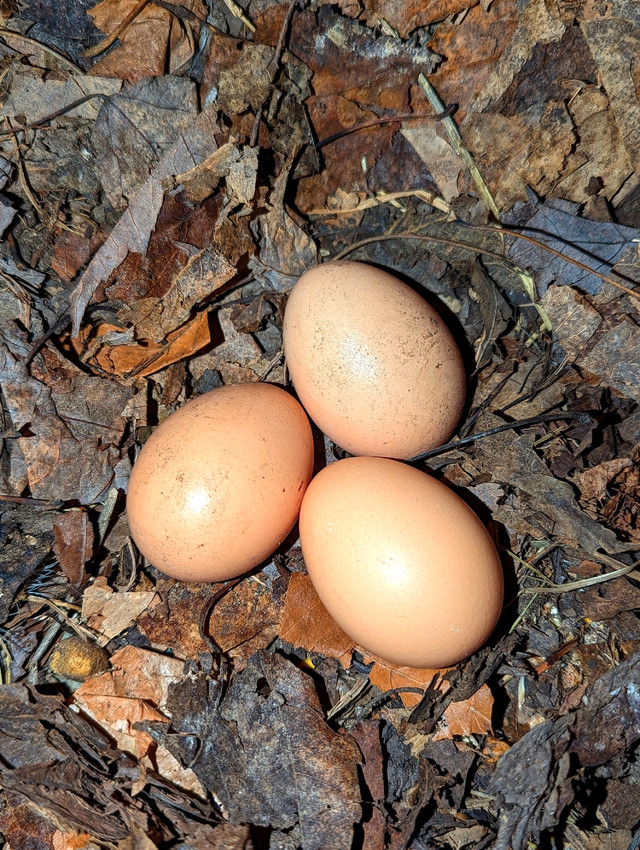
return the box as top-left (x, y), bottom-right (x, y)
top-left (0, 1), bottom-right (639, 848)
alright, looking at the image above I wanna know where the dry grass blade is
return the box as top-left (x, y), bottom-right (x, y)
top-left (520, 559), bottom-right (639, 594)
top-left (418, 72), bottom-right (501, 222)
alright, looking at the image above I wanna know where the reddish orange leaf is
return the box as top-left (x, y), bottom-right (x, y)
top-left (279, 572), bottom-right (354, 668)
top-left (434, 684), bottom-right (494, 740)
top-left (363, 651), bottom-right (449, 708)
top-left (83, 309), bottom-right (211, 378)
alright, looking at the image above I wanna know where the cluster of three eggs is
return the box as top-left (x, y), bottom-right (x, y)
top-left (127, 261), bottom-right (504, 668)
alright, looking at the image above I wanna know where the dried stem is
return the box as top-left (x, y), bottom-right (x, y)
top-left (83, 0), bottom-right (151, 58)
top-left (408, 411), bottom-right (592, 463)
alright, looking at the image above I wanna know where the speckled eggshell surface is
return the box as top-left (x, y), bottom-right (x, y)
top-left (299, 457), bottom-right (504, 668)
top-left (126, 383), bottom-right (314, 583)
top-left (282, 260), bottom-right (466, 459)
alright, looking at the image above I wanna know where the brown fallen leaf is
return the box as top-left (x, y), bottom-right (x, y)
top-left (361, 0), bottom-right (476, 34)
top-left (433, 683), bottom-right (494, 740)
top-left (575, 458), bottom-right (634, 503)
top-left (580, 5), bottom-right (640, 178)
top-left (0, 792), bottom-right (57, 850)
top-left (70, 110), bottom-right (219, 336)
top-left (208, 569), bottom-right (290, 668)
top-left (120, 246), bottom-right (236, 343)
top-left (51, 229), bottom-right (105, 283)
top-left (52, 832), bottom-right (97, 850)
top-left (81, 577), bottom-right (157, 645)
top-left (52, 511), bottom-right (94, 585)
top-left (0, 337), bottom-right (134, 504)
top-left (363, 651), bottom-right (448, 709)
top-left (73, 645), bottom-right (205, 796)
top-left (89, 309), bottom-right (212, 378)
top-left (279, 572), bottom-right (355, 669)
top-left (135, 579), bottom-right (211, 658)
top-left (279, 573), bottom-right (448, 706)
top-left (87, 0), bottom-right (205, 83)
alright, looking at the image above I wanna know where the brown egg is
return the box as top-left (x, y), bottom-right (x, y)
top-left (283, 260), bottom-right (466, 459)
top-left (126, 383), bottom-right (314, 582)
top-left (299, 457), bottom-right (503, 668)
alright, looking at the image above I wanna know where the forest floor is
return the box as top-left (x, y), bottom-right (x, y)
top-left (0, 1), bottom-right (639, 849)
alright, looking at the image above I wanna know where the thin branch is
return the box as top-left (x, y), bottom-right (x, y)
top-left (520, 559), bottom-right (639, 594)
top-left (332, 229), bottom-right (640, 305)
top-left (314, 108), bottom-right (456, 148)
top-left (0, 94), bottom-right (108, 140)
top-left (83, 0), bottom-right (151, 58)
top-left (462, 220), bottom-right (640, 302)
top-left (332, 233), bottom-right (512, 265)
top-left (250, 0), bottom-right (304, 146)
top-left (408, 411), bottom-right (593, 463)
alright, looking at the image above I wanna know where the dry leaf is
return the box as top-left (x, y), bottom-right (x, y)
top-left (90, 301), bottom-right (212, 378)
top-left (576, 458), bottom-right (634, 502)
top-left (52, 832), bottom-right (98, 850)
top-left (88, 0), bottom-right (205, 83)
top-left (52, 511), bottom-right (94, 585)
top-left (433, 683), bottom-right (494, 739)
top-left (81, 578), bottom-right (157, 644)
top-left (364, 652), bottom-right (448, 708)
top-left (70, 110), bottom-right (219, 336)
top-left (279, 572), bottom-right (354, 668)
top-left (73, 645), bottom-right (205, 795)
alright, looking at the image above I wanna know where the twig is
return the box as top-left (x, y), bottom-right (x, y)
top-left (24, 595), bottom-right (92, 640)
top-left (6, 117), bottom-right (44, 218)
top-left (462, 220), bottom-right (640, 303)
top-left (150, 0), bottom-right (230, 36)
top-left (0, 634), bottom-right (11, 684)
top-left (269, 0), bottom-right (301, 72)
top-left (332, 232), bottom-right (513, 265)
top-left (199, 577), bottom-right (244, 705)
top-left (357, 687), bottom-right (426, 720)
top-left (333, 228), bottom-right (640, 303)
top-left (0, 94), bottom-right (108, 141)
top-left (24, 311), bottom-right (71, 366)
top-left (309, 189), bottom-right (452, 217)
top-left (0, 493), bottom-right (62, 507)
top-left (83, 0), bottom-right (151, 58)
top-left (221, 0), bottom-right (256, 32)
top-left (0, 28), bottom-right (83, 73)
top-left (520, 559), bottom-right (639, 594)
top-left (314, 108), bottom-right (456, 149)
top-left (408, 411), bottom-right (591, 463)
top-left (250, 0), bottom-right (303, 146)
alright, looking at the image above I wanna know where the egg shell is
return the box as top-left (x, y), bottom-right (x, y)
top-left (126, 383), bottom-right (314, 583)
top-left (282, 260), bottom-right (466, 459)
top-left (299, 457), bottom-right (504, 668)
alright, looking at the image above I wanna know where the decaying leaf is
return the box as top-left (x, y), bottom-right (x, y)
top-left (70, 109), bottom-right (219, 336)
top-left (52, 511), bottom-right (94, 585)
top-left (0, 337), bottom-right (133, 504)
top-left (434, 683), bottom-right (494, 739)
top-left (91, 76), bottom-right (200, 210)
top-left (490, 650), bottom-right (640, 850)
top-left (279, 572), bottom-right (354, 667)
top-left (87, 0), bottom-right (206, 83)
top-left (148, 649), bottom-right (362, 848)
top-left (81, 578), bottom-right (157, 644)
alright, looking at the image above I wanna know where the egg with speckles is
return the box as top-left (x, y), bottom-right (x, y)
top-left (283, 260), bottom-right (466, 459)
top-left (299, 457), bottom-right (504, 668)
top-left (126, 383), bottom-right (314, 582)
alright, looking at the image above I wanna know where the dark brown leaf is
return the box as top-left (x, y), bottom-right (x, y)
top-left (52, 511), bottom-right (94, 584)
top-left (70, 110), bottom-right (219, 336)
top-left (152, 650), bottom-right (362, 848)
top-left (490, 649), bottom-right (640, 850)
